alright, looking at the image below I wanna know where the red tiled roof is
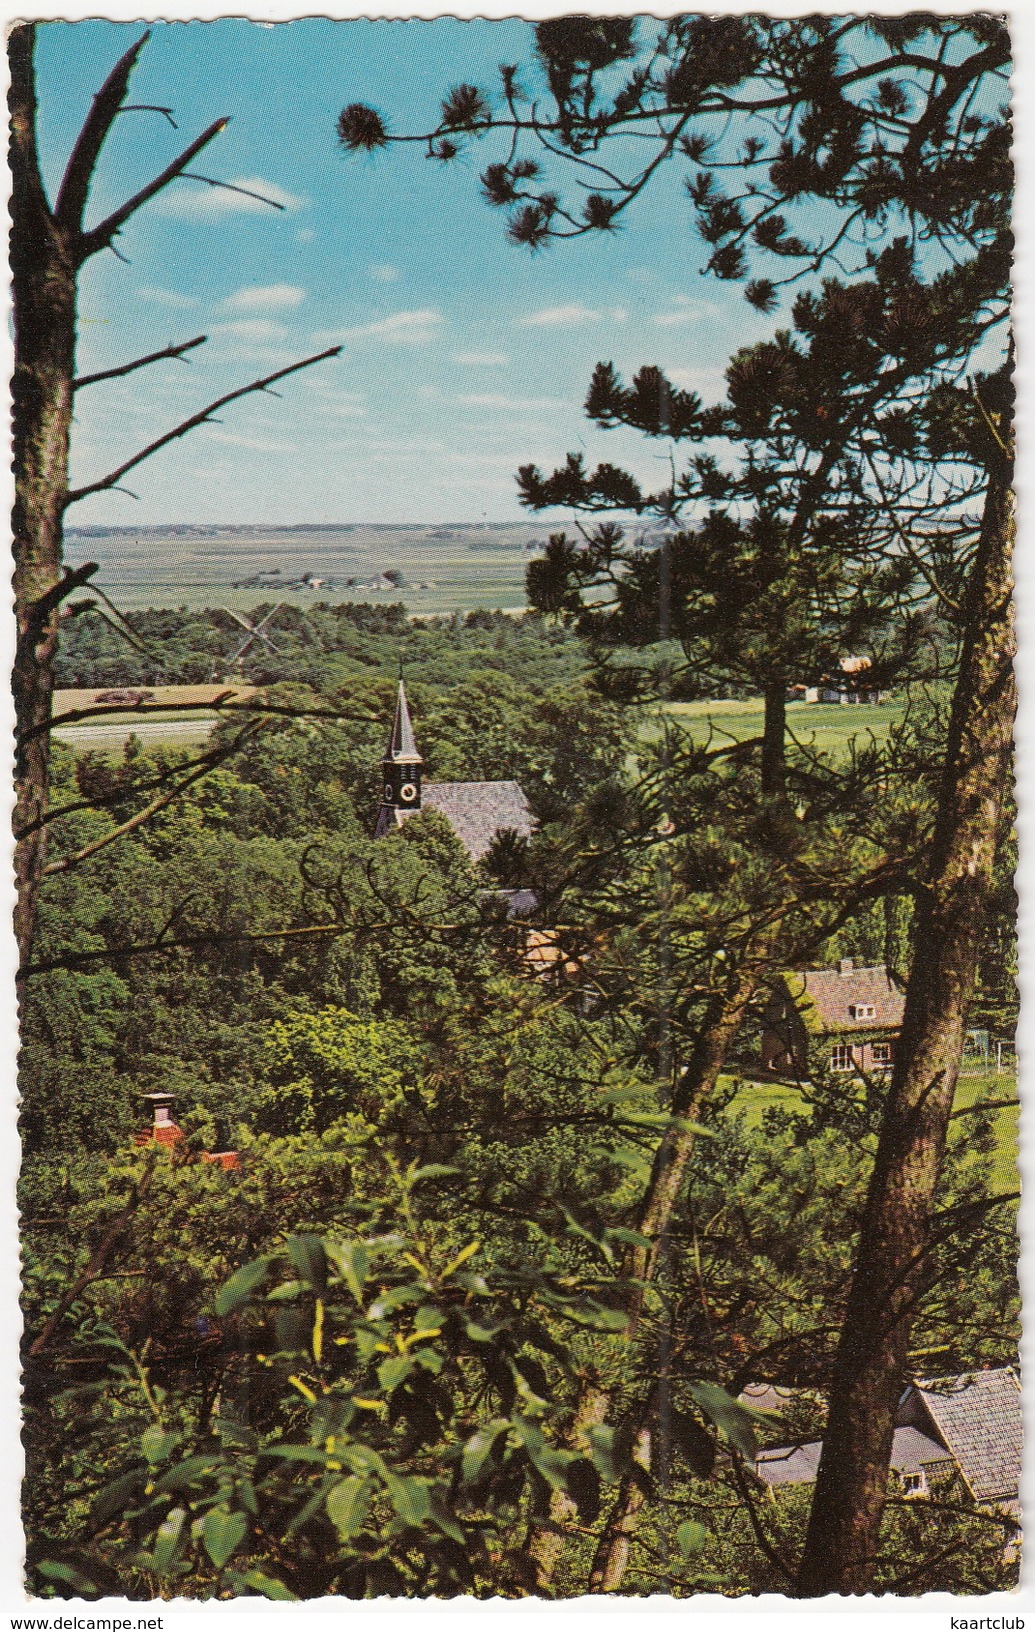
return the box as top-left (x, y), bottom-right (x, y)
top-left (786, 962), bottom-right (905, 1032)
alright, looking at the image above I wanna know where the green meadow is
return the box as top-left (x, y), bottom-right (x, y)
top-left (663, 696), bottom-right (903, 756)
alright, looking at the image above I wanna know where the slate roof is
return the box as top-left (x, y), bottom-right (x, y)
top-left (757, 1426), bottom-right (952, 1489)
top-left (393, 780), bottom-right (534, 862)
top-left (385, 680), bottom-right (422, 763)
top-left (785, 961), bottom-right (905, 1033)
top-left (914, 1368), bottom-right (1021, 1503)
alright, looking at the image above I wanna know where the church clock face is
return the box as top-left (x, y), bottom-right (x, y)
top-left (400, 782), bottom-right (418, 804)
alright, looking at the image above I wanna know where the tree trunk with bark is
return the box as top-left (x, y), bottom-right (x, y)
top-left (10, 26), bottom-right (76, 971)
top-left (795, 464), bottom-right (1015, 1596)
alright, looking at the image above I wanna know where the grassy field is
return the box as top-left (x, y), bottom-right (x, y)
top-left (662, 696), bottom-right (903, 755)
top-left (63, 524), bottom-right (541, 616)
top-left (725, 1064), bottom-right (1018, 1194)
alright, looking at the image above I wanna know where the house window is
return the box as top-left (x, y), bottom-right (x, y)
top-left (871, 1042), bottom-right (893, 1068)
top-left (850, 1003), bottom-right (876, 1020)
top-left (900, 1471), bottom-right (926, 1497)
top-left (830, 1042), bottom-right (855, 1071)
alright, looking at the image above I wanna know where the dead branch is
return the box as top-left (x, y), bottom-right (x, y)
top-left (16, 719), bottom-right (266, 841)
top-left (74, 334), bottom-right (207, 391)
top-left (54, 31), bottom-right (150, 231)
top-left (28, 1152), bottom-right (156, 1358)
top-left (63, 346), bottom-right (342, 507)
top-left (41, 718), bottom-right (268, 876)
top-left (25, 561), bottom-right (99, 629)
top-left (21, 694), bottom-right (377, 747)
top-left (78, 116), bottom-right (229, 261)
top-left (21, 918), bottom-right (475, 980)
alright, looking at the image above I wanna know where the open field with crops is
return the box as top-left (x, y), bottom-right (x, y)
top-left (64, 523), bottom-right (542, 616)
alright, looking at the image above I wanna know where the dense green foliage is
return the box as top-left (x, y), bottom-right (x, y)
top-left (22, 601), bottom-right (1018, 1600)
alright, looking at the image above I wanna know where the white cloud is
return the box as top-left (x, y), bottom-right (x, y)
top-left (452, 350), bottom-right (510, 367)
top-left (213, 318), bottom-right (289, 343)
top-left (205, 430), bottom-right (298, 453)
top-left (224, 283), bottom-right (305, 312)
top-left (154, 176), bottom-right (306, 220)
top-left (667, 366), bottom-right (727, 393)
top-left (335, 308), bottom-right (445, 345)
top-left (368, 263), bottom-right (400, 282)
top-left (456, 392), bottom-right (565, 411)
top-left (518, 303), bottom-right (626, 328)
top-left (653, 295), bottom-right (721, 326)
top-left (137, 285), bottom-right (197, 308)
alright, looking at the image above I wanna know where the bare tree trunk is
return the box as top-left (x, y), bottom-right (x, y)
top-left (10, 26), bottom-right (75, 971)
top-left (795, 466), bottom-right (1015, 1596)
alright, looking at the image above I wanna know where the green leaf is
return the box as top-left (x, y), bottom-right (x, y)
top-left (604, 1226), bottom-right (654, 1251)
top-left (140, 1424), bottom-right (179, 1465)
top-left (461, 1418), bottom-right (510, 1486)
top-left (511, 1417), bottom-right (571, 1491)
top-left (688, 1382), bottom-right (759, 1461)
top-left (409, 1163), bottom-right (461, 1185)
top-left (676, 1520), bottom-right (707, 1560)
top-left (203, 1507), bottom-right (247, 1569)
top-left (366, 1283), bottom-right (426, 1319)
top-left (35, 1560), bottom-right (99, 1594)
top-left (326, 1475), bottom-right (372, 1540)
top-left (287, 1234), bottom-right (328, 1295)
top-left (569, 1301), bottom-right (629, 1332)
top-left (385, 1472), bottom-right (430, 1527)
top-left (260, 1444), bottom-right (329, 1464)
top-left (328, 1239), bottom-right (369, 1305)
top-left (152, 1505), bottom-right (186, 1574)
top-left (586, 1424), bottom-right (623, 1483)
top-left (241, 1569), bottom-right (298, 1600)
top-left (215, 1257), bottom-right (272, 1317)
top-left (266, 1279), bottom-right (306, 1302)
top-left (90, 1468), bottom-right (147, 1525)
top-left (560, 1205), bottom-right (614, 1264)
top-left (429, 1491), bottom-right (467, 1545)
top-left (378, 1354), bottom-right (415, 1392)
top-left (154, 1454), bottom-right (221, 1492)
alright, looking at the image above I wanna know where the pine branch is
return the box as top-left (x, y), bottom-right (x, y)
top-left (55, 31), bottom-right (150, 230)
top-left (74, 334), bottom-right (206, 391)
top-left (63, 347), bottom-right (342, 508)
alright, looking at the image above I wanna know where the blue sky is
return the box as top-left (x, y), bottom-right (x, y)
top-left (36, 18), bottom-right (781, 526)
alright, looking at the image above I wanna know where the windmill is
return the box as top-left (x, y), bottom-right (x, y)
top-left (220, 603), bottom-right (284, 677)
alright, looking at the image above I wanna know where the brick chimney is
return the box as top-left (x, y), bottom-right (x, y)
top-left (839, 957), bottom-right (853, 976)
top-left (137, 1091), bottom-right (183, 1147)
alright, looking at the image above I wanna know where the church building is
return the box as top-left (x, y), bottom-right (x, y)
top-left (374, 680), bottom-right (534, 864)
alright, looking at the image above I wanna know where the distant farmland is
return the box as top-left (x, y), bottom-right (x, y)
top-left (63, 523), bottom-right (546, 615)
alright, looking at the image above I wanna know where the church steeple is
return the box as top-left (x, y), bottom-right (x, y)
top-left (376, 680), bottom-right (423, 829)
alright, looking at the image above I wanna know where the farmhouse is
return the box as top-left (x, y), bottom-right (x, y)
top-left (759, 958), bottom-right (905, 1077)
top-left (755, 1367), bottom-right (1021, 1514)
top-left (373, 679), bottom-right (534, 864)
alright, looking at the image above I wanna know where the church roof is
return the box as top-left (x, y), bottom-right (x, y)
top-left (394, 780), bottom-right (533, 862)
top-left (385, 680), bottom-right (421, 763)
